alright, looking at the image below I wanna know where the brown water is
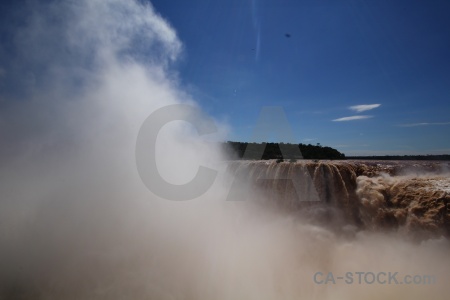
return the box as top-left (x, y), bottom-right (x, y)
top-left (227, 160), bottom-right (450, 239)
top-left (1, 0), bottom-right (449, 298)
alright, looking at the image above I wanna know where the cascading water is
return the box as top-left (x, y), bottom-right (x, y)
top-left (1, 0), bottom-right (450, 299)
top-left (227, 160), bottom-right (450, 238)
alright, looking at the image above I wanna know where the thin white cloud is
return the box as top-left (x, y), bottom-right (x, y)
top-left (349, 104), bottom-right (381, 112)
top-left (332, 115), bottom-right (372, 122)
top-left (399, 122), bottom-right (450, 127)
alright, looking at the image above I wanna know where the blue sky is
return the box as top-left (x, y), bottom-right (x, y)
top-left (150, 0), bottom-right (450, 155)
top-left (0, 0), bottom-right (449, 156)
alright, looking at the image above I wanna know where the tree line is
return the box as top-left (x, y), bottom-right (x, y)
top-left (347, 155), bottom-right (450, 161)
top-left (223, 141), bottom-right (346, 160)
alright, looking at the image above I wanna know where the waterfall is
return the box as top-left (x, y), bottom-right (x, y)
top-left (227, 160), bottom-right (450, 238)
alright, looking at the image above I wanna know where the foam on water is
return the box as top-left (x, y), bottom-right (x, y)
top-left (0, 1), bottom-right (449, 299)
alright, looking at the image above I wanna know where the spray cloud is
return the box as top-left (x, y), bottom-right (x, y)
top-left (0, 1), bottom-right (449, 299)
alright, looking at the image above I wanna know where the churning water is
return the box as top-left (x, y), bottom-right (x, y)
top-left (0, 1), bottom-right (449, 299)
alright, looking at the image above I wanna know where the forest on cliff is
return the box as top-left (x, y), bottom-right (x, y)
top-left (224, 141), bottom-right (345, 160)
